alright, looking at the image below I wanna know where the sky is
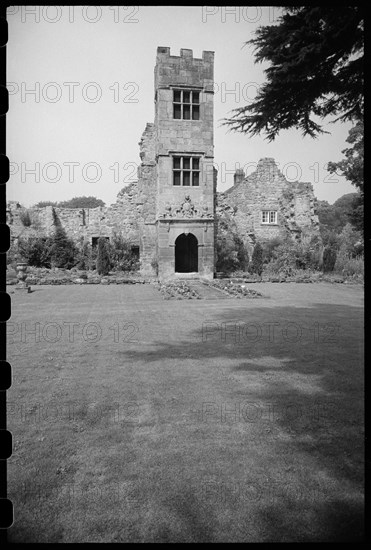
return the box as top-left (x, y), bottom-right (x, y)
top-left (7, 5), bottom-right (356, 207)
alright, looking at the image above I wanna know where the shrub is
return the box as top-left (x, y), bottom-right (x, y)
top-left (262, 237), bottom-right (284, 264)
top-left (216, 210), bottom-right (250, 274)
top-left (76, 240), bottom-right (96, 270)
top-left (250, 242), bottom-right (263, 276)
top-left (216, 234), bottom-right (240, 273)
top-left (215, 228), bottom-right (249, 273)
top-left (7, 239), bottom-right (26, 267)
top-left (337, 223), bottom-right (363, 257)
top-left (151, 255), bottom-right (159, 276)
top-left (18, 236), bottom-right (53, 268)
top-left (334, 250), bottom-right (364, 277)
top-left (323, 247), bottom-right (337, 272)
top-left (109, 232), bottom-right (140, 272)
top-left (300, 233), bottom-right (322, 270)
top-left (20, 209), bottom-right (32, 227)
top-left (263, 234), bottom-right (322, 276)
top-left (264, 246), bottom-right (297, 276)
top-left (96, 237), bottom-right (111, 275)
top-left (320, 228), bottom-right (340, 249)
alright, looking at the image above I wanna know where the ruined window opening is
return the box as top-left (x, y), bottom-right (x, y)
top-left (261, 211), bottom-right (277, 224)
top-left (131, 246), bottom-right (139, 259)
top-left (173, 89), bottom-right (200, 120)
top-left (92, 236), bottom-right (110, 248)
top-left (173, 156), bottom-right (200, 186)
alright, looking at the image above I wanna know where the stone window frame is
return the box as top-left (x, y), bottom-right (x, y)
top-left (261, 210), bottom-right (278, 224)
top-left (172, 155), bottom-right (201, 187)
top-left (173, 89), bottom-right (200, 120)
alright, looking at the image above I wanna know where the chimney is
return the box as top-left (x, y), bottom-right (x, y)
top-left (234, 168), bottom-right (245, 185)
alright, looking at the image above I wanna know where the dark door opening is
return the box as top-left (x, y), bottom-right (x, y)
top-left (92, 236), bottom-right (110, 248)
top-left (131, 246), bottom-right (140, 260)
top-left (175, 233), bottom-right (198, 273)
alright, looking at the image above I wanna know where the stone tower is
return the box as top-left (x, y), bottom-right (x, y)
top-left (138, 47), bottom-right (215, 280)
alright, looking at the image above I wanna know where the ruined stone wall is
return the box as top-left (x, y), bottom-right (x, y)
top-left (7, 156), bottom-right (320, 265)
top-left (136, 123), bottom-right (157, 275)
top-left (7, 183), bottom-right (141, 245)
top-left (217, 158), bottom-right (320, 245)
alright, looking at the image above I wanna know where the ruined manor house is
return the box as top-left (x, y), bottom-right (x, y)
top-left (7, 47), bottom-right (320, 279)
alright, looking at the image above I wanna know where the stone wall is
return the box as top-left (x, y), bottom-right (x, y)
top-left (7, 183), bottom-right (141, 246)
top-left (136, 122), bottom-right (157, 276)
top-left (217, 158), bottom-right (320, 248)
top-left (7, 156), bottom-right (320, 271)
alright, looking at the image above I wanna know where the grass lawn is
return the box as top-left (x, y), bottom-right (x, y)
top-left (7, 282), bottom-right (364, 542)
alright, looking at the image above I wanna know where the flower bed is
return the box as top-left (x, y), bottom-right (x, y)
top-left (208, 280), bottom-right (262, 298)
top-left (155, 281), bottom-right (201, 300)
top-left (7, 265), bottom-right (363, 287)
top-left (15, 267), bottom-right (147, 285)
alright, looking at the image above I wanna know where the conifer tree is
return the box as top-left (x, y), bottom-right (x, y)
top-left (250, 242), bottom-right (263, 276)
top-left (96, 238), bottom-right (111, 275)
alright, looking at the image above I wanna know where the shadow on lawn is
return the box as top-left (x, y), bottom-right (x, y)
top-left (7, 300), bottom-right (363, 542)
top-left (261, 498), bottom-right (364, 542)
top-left (118, 302), bottom-right (364, 541)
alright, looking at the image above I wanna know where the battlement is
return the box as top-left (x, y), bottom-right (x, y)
top-left (156, 46), bottom-right (214, 63)
top-left (155, 46), bottom-right (214, 92)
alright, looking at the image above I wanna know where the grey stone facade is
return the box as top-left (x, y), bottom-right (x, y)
top-left (218, 158), bottom-right (320, 252)
top-left (7, 47), bottom-right (320, 279)
top-left (148, 47), bottom-right (216, 279)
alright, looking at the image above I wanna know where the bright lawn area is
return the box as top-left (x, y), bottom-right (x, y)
top-left (7, 282), bottom-right (364, 542)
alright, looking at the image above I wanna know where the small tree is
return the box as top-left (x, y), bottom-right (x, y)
top-left (96, 237), bottom-right (111, 275)
top-left (235, 235), bottom-right (249, 272)
top-left (50, 226), bottom-right (77, 269)
top-left (250, 242), bottom-right (263, 276)
top-left (323, 247), bottom-right (337, 273)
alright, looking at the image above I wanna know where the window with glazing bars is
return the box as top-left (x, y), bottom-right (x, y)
top-left (173, 157), bottom-right (200, 186)
top-left (173, 90), bottom-right (200, 120)
top-left (261, 211), bottom-right (277, 224)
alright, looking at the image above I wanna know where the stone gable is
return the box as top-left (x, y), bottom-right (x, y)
top-left (217, 158), bottom-right (320, 246)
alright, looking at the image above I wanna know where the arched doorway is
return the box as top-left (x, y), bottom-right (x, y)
top-left (175, 233), bottom-right (198, 273)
